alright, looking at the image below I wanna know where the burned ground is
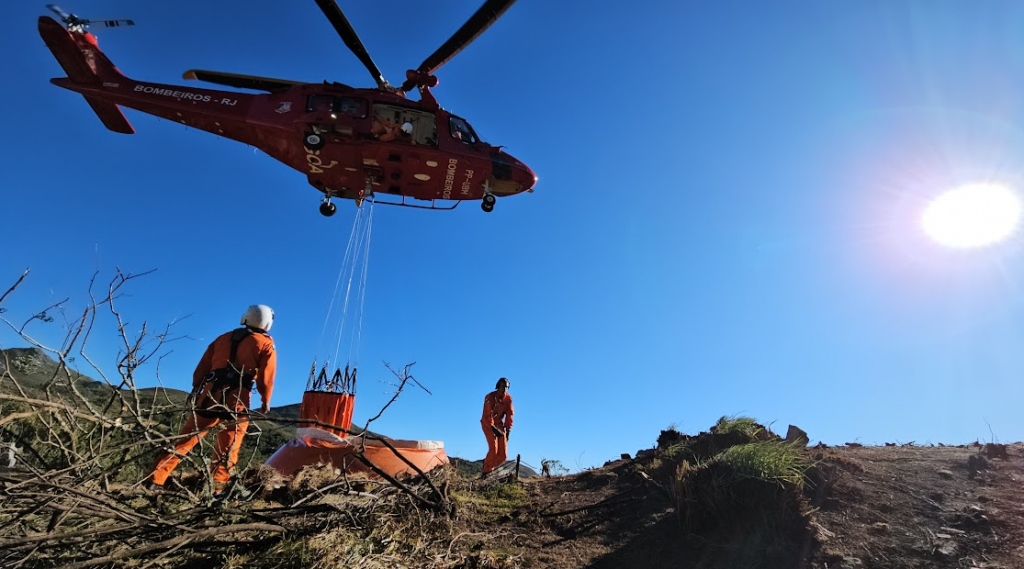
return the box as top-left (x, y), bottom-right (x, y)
top-left (810, 443), bottom-right (1024, 569)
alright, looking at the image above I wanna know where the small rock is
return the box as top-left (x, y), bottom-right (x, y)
top-left (809, 520), bottom-right (835, 541)
top-left (935, 541), bottom-right (957, 556)
top-left (635, 449), bottom-right (657, 460)
top-left (984, 443), bottom-right (1009, 460)
top-left (938, 469), bottom-right (955, 479)
top-left (869, 522), bottom-right (890, 533)
top-left (838, 557), bottom-right (864, 568)
top-left (967, 454), bottom-right (988, 478)
top-left (785, 425), bottom-right (809, 445)
top-left (656, 429), bottom-right (684, 449)
top-left (620, 453), bottom-right (631, 461)
top-left (0, 442), bottom-right (17, 468)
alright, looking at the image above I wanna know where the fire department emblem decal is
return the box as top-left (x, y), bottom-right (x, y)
top-left (275, 102), bottom-right (292, 114)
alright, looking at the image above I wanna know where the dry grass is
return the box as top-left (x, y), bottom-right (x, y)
top-left (289, 463), bottom-right (343, 492)
top-left (453, 481), bottom-right (528, 523)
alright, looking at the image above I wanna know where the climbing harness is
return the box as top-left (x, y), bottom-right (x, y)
top-left (196, 328), bottom-right (255, 419)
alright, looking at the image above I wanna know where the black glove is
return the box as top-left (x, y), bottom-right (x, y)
top-left (505, 429), bottom-right (511, 441)
top-left (491, 425), bottom-right (505, 439)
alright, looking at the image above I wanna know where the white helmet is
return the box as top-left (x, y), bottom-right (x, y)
top-left (240, 304), bottom-right (274, 332)
top-left (401, 121), bottom-right (414, 134)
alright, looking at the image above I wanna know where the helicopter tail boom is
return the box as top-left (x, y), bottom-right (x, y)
top-left (38, 16), bottom-right (134, 134)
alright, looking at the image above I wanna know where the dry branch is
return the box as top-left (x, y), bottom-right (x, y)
top-left (58, 523), bottom-right (286, 569)
top-left (0, 268), bottom-right (29, 308)
top-left (0, 270), bottom-right (461, 568)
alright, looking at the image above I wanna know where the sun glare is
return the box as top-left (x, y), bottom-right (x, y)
top-left (920, 183), bottom-right (1023, 249)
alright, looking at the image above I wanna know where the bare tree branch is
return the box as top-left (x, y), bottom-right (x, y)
top-left (0, 268), bottom-right (29, 309)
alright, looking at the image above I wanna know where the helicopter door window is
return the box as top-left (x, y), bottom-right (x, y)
top-left (449, 117), bottom-right (477, 144)
top-left (306, 95), bottom-right (334, 113)
top-left (372, 105), bottom-right (437, 147)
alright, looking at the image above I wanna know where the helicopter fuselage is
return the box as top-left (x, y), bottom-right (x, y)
top-left (39, 15), bottom-right (536, 210)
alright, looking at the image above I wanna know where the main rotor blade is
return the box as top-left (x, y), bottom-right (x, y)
top-left (46, 4), bottom-right (71, 20)
top-left (93, 19), bottom-right (135, 28)
top-left (183, 69), bottom-right (301, 93)
top-left (313, 0), bottom-right (390, 90)
top-left (406, 0), bottom-right (519, 89)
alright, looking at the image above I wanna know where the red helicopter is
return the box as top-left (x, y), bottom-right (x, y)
top-left (39, 1), bottom-right (537, 215)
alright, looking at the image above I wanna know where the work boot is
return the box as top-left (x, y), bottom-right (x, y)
top-left (211, 482), bottom-right (229, 500)
top-left (213, 478), bottom-right (240, 500)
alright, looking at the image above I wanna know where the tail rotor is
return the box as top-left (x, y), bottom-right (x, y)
top-left (46, 4), bottom-right (134, 32)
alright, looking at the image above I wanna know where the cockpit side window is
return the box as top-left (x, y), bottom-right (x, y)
top-left (306, 95), bottom-right (334, 113)
top-left (449, 117), bottom-right (477, 143)
top-left (307, 95), bottom-right (367, 118)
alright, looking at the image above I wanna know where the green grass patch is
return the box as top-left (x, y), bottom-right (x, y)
top-left (662, 442), bottom-right (691, 461)
top-left (453, 482), bottom-right (528, 522)
top-left (715, 441), bottom-right (810, 488)
top-left (483, 482), bottom-right (527, 504)
top-left (712, 415), bottom-right (762, 438)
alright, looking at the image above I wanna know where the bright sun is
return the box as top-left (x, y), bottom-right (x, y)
top-left (921, 183), bottom-right (1023, 249)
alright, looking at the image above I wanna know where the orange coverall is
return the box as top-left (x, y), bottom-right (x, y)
top-left (480, 390), bottom-right (514, 474)
top-left (149, 328), bottom-right (276, 485)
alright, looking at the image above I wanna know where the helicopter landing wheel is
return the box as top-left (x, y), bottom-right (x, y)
top-left (481, 201), bottom-right (494, 213)
top-left (482, 193), bottom-right (497, 207)
top-left (319, 201), bottom-right (337, 217)
top-left (304, 132), bottom-right (325, 151)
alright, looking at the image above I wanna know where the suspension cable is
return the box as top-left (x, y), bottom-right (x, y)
top-left (348, 202), bottom-right (375, 365)
top-left (312, 203), bottom-right (376, 372)
top-left (318, 207), bottom-right (364, 355)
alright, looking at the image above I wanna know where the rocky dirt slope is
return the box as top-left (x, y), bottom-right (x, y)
top-left (452, 439), bottom-right (1024, 568)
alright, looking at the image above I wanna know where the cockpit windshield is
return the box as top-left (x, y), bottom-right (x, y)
top-left (449, 116), bottom-right (478, 144)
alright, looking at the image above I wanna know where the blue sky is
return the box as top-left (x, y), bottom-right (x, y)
top-left (5, 0), bottom-right (1024, 471)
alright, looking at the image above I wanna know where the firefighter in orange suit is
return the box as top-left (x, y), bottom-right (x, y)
top-left (480, 377), bottom-right (514, 477)
top-left (146, 305), bottom-right (277, 491)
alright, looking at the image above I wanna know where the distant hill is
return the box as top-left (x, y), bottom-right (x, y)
top-left (0, 347), bottom-right (292, 454)
top-left (4, 347), bottom-right (310, 419)
top-left (0, 346), bottom-right (188, 408)
top-left (449, 456), bottom-right (537, 478)
top-left (2, 347), bottom-right (401, 443)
